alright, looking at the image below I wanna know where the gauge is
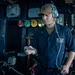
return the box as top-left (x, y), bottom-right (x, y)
top-left (18, 20), bottom-right (23, 27)
top-left (31, 20), bottom-right (37, 27)
top-left (38, 20), bottom-right (44, 27)
top-left (24, 20), bottom-right (30, 27)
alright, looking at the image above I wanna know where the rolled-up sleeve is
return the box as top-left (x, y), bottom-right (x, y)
top-left (65, 27), bottom-right (75, 52)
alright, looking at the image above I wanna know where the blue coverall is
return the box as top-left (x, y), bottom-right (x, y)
top-left (30, 23), bottom-right (75, 75)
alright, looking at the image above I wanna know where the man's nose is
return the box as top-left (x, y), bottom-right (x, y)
top-left (42, 15), bottom-right (47, 20)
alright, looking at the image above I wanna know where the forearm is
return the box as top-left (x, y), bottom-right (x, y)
top-left (65, 51), bottom-right (75, 67)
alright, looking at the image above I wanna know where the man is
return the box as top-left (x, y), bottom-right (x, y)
top-left (24, 3), bottom-right (75, 75)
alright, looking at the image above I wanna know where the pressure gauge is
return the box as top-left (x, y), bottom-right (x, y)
top-left (31, 20), bottom-right (38, 27)
top-left (38, 20), bottom-right (44, 27)
top-left (18, 20), bottom-right (23, 27)
top-left (24, 20), bottom-right (30, 27)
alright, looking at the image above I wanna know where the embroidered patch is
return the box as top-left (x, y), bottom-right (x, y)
top-left (56, 38), bottom-right (64, 43)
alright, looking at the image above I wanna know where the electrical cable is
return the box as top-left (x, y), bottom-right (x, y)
top-left (9, 66), bottom-right (24, 75)
top-left (1, 61), bottom-right (24, 75)
top-left (55, 23), bottom-right (62, 70)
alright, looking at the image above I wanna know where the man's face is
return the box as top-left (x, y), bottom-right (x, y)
top-left (41, 13), bottom-right (54, 25)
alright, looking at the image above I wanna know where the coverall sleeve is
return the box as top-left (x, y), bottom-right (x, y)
top-left (65, 27), bottom-right (75, 52)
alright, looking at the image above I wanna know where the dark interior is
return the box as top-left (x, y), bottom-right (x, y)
top-left (0, 0), bottom-right (75, 75)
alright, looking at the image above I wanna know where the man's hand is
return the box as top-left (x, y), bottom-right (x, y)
top-left (61, 65), bottom-right (69, 74)
top-left (24, 46), bottom-right (37, 55)
top-left (61, 51), bottom-right (75, 74)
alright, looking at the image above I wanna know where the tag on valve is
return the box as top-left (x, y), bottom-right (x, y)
top-left (24, 46), bottom-right (34, 50)
top-left (24, 46), bottom-right (37, 55)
